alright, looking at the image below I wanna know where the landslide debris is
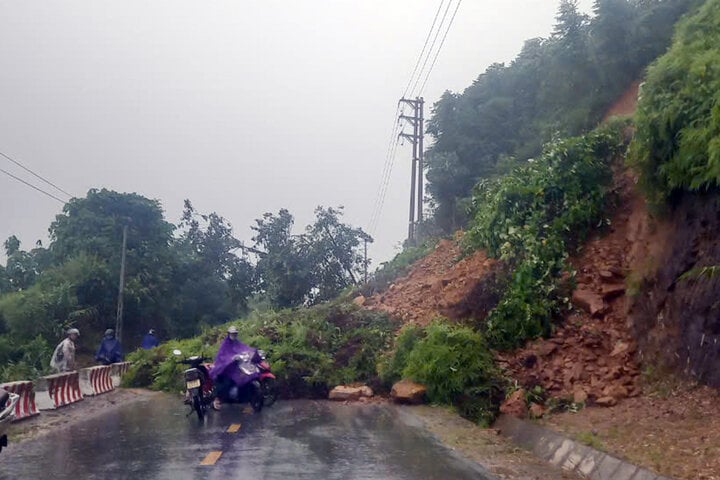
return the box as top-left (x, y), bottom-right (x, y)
top-left (362, 237), bottom-right (499, 326)
top-left (497, 169), bottom-right (643, 405)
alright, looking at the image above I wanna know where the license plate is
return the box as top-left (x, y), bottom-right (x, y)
top-left (186, 379), bottom-right (201, 389)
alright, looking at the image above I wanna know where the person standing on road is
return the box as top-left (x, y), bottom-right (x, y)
top-left (140, 329), bottom-right (160, 349)
top-left (94, 328), bottom-right (124, 365)
top-left (50, 328), bottom-right (80, 373)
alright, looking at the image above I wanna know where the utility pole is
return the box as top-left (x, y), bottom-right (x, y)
top-left (115, 224), bottom-right (128, 343)
top-left (398, 97), bottom-right (425, 244)
top-left (363, 237), bottom-right (368, 284)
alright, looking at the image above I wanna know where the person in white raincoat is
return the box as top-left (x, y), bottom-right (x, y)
top-left (50, 328), bottom-right (80, 373)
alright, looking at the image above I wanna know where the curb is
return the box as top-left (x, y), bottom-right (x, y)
top-left (495, 415), bottom-right (674, 480)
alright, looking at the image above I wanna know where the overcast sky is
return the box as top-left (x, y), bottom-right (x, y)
top-left (0, 0), bottom-right (595, 266)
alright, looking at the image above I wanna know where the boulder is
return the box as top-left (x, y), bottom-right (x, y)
top-left (352, 295), bottom-right (366, 306)
top-left (573, 387), bottom-right (588, 404)
top-left (499, 389), bottom-right (528, 418)
top-left (329, 385), bottom-right (365, 401)
top-left (601, 283), bottom-right (626, 300)
top-left (529, 402), bottom-right (546, 419)
top-left (572, 289), bottom-right (607, 316)
top-left (595, 396), bottom-right (618, 407)
top-left (390, 379), bottom-right (427, 404)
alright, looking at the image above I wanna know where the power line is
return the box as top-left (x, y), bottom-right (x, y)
top-left (368, 106), bottom-right (402, 233)
top-left (401, 0), bottom-right (446, 99)
top-left (409, 0), bottom-right (454, 98)
top-left (0, 150), bottom-right (73, 198)
top-left (418, 0), bottom-right (463, 96)
top-left (0, 167), bottom-right (67, 205)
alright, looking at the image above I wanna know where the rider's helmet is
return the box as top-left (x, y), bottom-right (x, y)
top-left (227, 326), bottom-right (239, 335)
top-left (104, 328), bottom-right (114, 337)
top-left (148, 329), bottom-right (156, 335)
top-left (67, 328), bottom-right (80, 337)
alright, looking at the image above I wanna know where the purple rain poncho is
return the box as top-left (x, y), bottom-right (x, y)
top-left (209, 336), bottom-right (260, 387)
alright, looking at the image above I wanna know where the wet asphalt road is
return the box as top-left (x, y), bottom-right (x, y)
top-left (0, 395), bottom-right (494, 480)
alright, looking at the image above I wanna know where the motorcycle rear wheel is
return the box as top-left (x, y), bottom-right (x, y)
top-left (193, 395), bottom-right (205, 421)
top-left (261, 377), bottom-right (277, 407)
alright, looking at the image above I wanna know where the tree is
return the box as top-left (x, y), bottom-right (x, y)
top-left (252, 207), bottom-right (371, 307)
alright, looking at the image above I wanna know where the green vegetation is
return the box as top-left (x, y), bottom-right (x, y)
top-left (380, 320), bottom-right (503, 426)
top-left (0, 190), bottom-right (371, 382)
top-left (630, 0), bottom-right (720, 203)
top-left (426, 0), bottom-right (699, 232)
top-left (123, 300), bottom-right (398, 397)
top-left (464, 126), bottom-right (625, 349)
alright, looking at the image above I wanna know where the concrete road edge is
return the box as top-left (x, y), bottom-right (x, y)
top-left (495, 414), bottom-right (673, 480)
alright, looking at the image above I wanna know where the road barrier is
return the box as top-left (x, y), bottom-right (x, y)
top-left (0, 380), bottom-right (39, 421)
top-left (79, 366), bottom-right (114, 396)
top-left (110, 362), bottom-right (131, 388)
top-left (34, 372), bottom-right (84, 410)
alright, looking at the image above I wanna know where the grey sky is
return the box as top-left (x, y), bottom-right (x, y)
top-left (0, 0), bottom-right (594, 266)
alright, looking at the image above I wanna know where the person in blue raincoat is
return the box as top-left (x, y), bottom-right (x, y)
top-left (140, 329), bottom-right (160, 349)
top-left (95, 329), bottom-right (124, 365)
top-left (210, 325), bottom-right (260, 409)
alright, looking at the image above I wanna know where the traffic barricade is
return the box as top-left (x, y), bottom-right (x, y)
top-left (34, 372), bottom-right (84, 410)
top-left (78, 366), bottom-right (114, 396)
top-left (110, 361), bottom-right (131, 388)
top-left (0, 380), bottom-right (39, 421)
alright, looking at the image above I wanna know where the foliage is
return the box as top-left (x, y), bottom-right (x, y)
top-left (122, 300), bottom-right (399, 398)
top-left (382, 320), bottom-right (503, 425)
top-left (252, 206), bottom-right (372, 307)
top-left (425, 0), bottom-right (699, 232)
top-left (629, 0), bottom-right (720, 203)
top-left (0, 335), bottom-right (52, 382)
top-left (465, 127), bottom-right (624, 349)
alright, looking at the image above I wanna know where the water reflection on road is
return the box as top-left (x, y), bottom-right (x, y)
top-left (1, 395), bottom-right (494, 479)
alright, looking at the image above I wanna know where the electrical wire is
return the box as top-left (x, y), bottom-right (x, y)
top-left (408, 0), bottom-right (454, 98)
top-left (401, 0), bottom-right (446, 99)
top-left (0, 150), bottom-right (73, 198)
top-left (418, 0), bottom-right (463, 96)
top-left (0, 167), bottom-right (67, 204)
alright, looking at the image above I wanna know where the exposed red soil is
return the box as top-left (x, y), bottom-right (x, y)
top-left (602, 80), bottom-right (641, 121)
top-left (497, 168), bottom-right (643, 405)
top-left (363, 237), bottom-right (497, 325)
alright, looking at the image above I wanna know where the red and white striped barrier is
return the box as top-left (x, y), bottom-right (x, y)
top-left (78, 366), bottom-right (114, 396)
top-left (110, 362), bottom-right (131, 388)
top-left (34, 372), bottom-right (84, 410)
top-left (0, 381), bottom-right (39, 421)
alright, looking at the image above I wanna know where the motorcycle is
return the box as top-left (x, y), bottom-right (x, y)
top-left (173, 349), bottom-right (213, 421)
top-left (0, 388), bottom-right (19, 453)
top-left (213, 350), bottom-right (264, 413)
top-left (257, 349), bottom-right (277, 407)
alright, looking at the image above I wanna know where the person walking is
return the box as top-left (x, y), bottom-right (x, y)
top-left (140, 329), bottom-right (160, 349)
top-left (50, 328), bottom-right (80, 373)
top-left (94, 328), bottom-right (124, 365)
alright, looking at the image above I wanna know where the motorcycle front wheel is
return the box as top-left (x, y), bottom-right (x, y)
top-left (192, 395), bottom-right (205, 421)
top-left (261, 377), bottom-right (277, 407)
top-left (250, 380), bottom-right (264, 412)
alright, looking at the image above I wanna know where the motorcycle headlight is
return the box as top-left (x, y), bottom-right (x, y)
top-left (258, 350), bottom-right (266, 360)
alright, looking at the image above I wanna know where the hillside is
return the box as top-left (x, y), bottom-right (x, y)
top-left (360, 62), bottom-right (720, 476)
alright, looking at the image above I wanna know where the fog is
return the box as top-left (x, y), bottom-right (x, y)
top-left (0, 0), bottom-right (594, 265)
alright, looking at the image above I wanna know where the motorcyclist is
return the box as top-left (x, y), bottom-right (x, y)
top-left (94, 328), bottom-right (124, 365)
top-left (210, 325), bottom-right (260, 410)
top-left (140, 329), bottom-right (160, 349)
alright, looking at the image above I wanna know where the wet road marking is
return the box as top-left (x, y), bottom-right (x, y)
top-left (200, 451), bottom-right (223, 465)
top-left (227, 423), bottom-right (241, 433)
